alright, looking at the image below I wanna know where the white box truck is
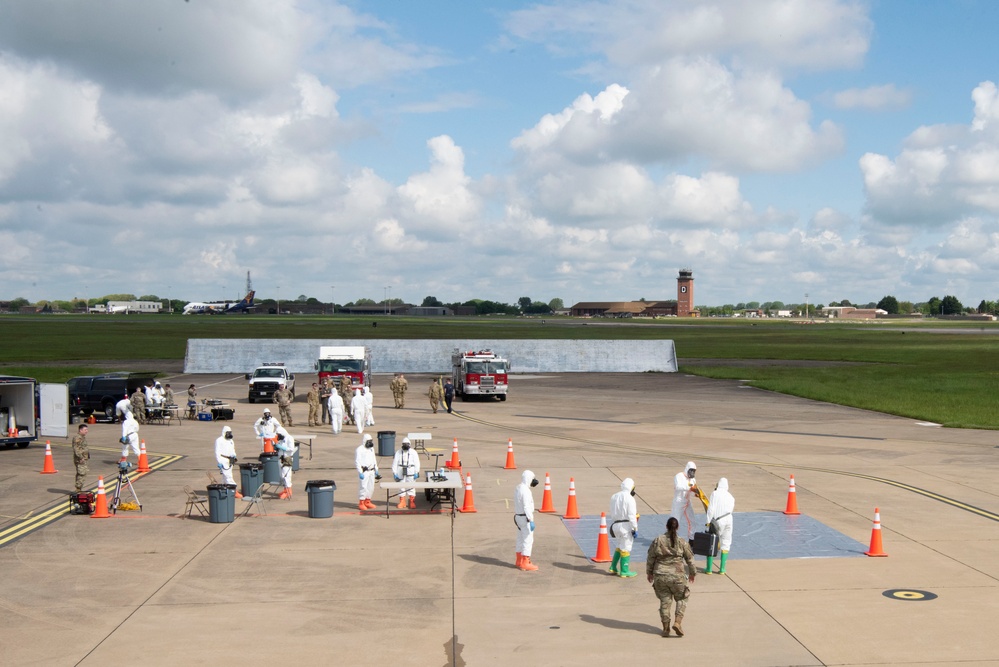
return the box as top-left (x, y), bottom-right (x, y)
top-left (1, 375), bottom-right (69, 448)
top-left (315, 346), bottom-right (370, 390)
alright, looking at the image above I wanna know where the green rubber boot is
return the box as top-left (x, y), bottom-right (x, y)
top-left (609, 549), bottom-right (621, 575)
top-left (619, 552), bottom-right (638, 578)
top-left (719, 550), bottom-right (728, 574)
top-left (704, 555), bottom-right (713, 574)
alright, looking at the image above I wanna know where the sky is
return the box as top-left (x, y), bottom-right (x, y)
top-left (3, 0), bottom-right (999, 309)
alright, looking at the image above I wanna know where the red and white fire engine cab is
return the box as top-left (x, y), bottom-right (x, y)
top-left (451, 349), bottom-right (510, 401)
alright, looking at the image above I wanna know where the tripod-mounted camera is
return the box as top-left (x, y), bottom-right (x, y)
top-left (110, 461), bottom-right (142, 514)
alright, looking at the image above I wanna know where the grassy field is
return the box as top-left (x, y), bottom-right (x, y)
top-left (3, 314), bottom-right (998, 429)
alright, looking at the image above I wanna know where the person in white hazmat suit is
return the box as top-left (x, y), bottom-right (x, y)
top-left (350, 390), bottom-right (366, 434)
top-left (253, 409), bottom-right (281, 452)
top-left (608, 478), bottom-right (640, 578)
top-left (326, 389), bottom-right (345, 435)
top-left (119, 412), bottom-right (141, 463)
top-left (273, 428), bottom-right (295, 500)
top-left (354, 434), bottom-right (380, 510)
top-left (672, 462), bottom-right (700, 541)
top-left (704, 477), bottom-right (735, 575)
top-left (391, 437), bottom-right (421, 509)
top-left (514, 470), bottom-right (540, 571)
top-left (363, 386), bottom-right (375, 426)
top-left (115, 395), bottom-right (132, 422)
top-left (214, 425), bottom-right (243, 498)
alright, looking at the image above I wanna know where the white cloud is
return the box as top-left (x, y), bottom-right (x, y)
top-left (507, 0), bottom-right (871, 71)
top-left (861, 81), bottom-right (999, 225)
top-left (512, 85), bottom-right (628, 153)
top-left (397, 135), bottom-right (481, 233)
top-left (514, 61), bottom-right (842, 172)
top-left (0, 58), bottom-right (112, 184)
top-left (832, 84), bottom-right (912, 110)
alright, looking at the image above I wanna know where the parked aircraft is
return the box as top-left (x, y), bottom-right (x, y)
top-left (182, 291), bottom-right (255, 315)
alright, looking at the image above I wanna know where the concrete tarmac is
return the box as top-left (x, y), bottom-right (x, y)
top-left (1, 372), bottom-right (997, 666)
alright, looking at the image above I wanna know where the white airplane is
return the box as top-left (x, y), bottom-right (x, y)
top-left (107, 304), bottom-right (130, 314)
top-left (183, 291), bottom-right (255, 315)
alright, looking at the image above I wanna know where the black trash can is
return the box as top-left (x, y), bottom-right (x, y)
top-left (377, 430), bottom-right (396, 457)
top-left (239, 462), bottom-right (263, 498)
top-left (305, 479), bottom-right (336, 518)
top-left (207, 483), bottom-right (237, 523)
top-left (259, 452), bottom-right (281, 485)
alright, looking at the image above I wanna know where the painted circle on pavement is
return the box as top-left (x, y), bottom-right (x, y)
top-left (882, 589), bottom-right (937, 601)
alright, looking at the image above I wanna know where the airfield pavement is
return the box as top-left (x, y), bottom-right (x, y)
top-left (1, 370), bottom-right (998, 666)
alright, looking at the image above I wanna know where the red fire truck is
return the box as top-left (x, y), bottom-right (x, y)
top-left (451, 349), bottom-right (509, 401)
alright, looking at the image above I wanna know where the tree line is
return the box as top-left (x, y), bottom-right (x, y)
top-left (6, 291), bottom-right (994, 318)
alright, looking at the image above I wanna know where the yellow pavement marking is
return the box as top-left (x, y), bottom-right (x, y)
top-left (0, 453), bottom-right (183, 548)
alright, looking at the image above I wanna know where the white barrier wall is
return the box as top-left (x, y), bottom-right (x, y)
top-left (184, 339), bottom-right (677, 374)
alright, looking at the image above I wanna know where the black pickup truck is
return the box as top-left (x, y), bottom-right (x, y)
top-left (67, 372), bottom-right (156, 421)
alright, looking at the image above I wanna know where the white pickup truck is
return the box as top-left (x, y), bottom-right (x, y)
top-left (246, 363), bottom-right (295, 404)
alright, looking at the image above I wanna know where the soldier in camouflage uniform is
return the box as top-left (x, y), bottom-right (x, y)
top-left (130, 387), bottom-right (147, 424)
top-left (274, 383), bottom-right (294, 427)
top-left (339, 376), bottom-right (354, 425)
top-left (389, 374), bottom-right (401, 408)
top-left (306, 382), bottom-right (321, 426)
top-left (428, 377), bottom-right (443, 414)
top-left (646, 516), bottom-right (696, 637)
top-left (71, 424), bottom-right (90, 492)
top-left (390, 373), bottom-right (408, 408)
top-left (319, 379), bottom-right (332, 424)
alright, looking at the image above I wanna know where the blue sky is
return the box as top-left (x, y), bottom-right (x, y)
top-left (3, 0), bottom-right (999, 309)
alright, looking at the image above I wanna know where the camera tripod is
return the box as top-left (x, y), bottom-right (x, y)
top-left (110, 463), bottom-right (142, 514)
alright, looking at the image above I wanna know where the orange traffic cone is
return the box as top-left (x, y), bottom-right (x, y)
top-left (865, 507), bottom-right (888, 557)
top-left (263, 437), bottom-right (275, 454)
top-left (40, 441), bottom-right (58, 474)
top-left (137, 440), bottom-right (151, 472)
top-left (91, 476), bottom-right (110, 518)
top-left (445, 438), bottom-right (461, 470)
top-left (503, 438), bottom-right (516, 470)
top-left (459, 473), bottom-right (477, 513)
top-left (592, 512), bottom-right (612, 562)
top-left (563, 477), bottom-right (580, 519)
top-left (539, 472), bottom-right (556, 513)
top-left (783, 474), bottom-right (801, 515)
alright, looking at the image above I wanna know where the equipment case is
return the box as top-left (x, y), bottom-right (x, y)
top-left (691, 531), bottom-right (719, 557)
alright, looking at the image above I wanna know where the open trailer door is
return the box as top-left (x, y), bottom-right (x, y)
top-left (39, 383), bottom-right (69, 438)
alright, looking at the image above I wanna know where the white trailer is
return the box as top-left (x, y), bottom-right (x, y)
top-left (0, 376), bottom-right (69, 448)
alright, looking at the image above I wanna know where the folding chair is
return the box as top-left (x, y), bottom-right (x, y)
top-left (184, 485), bottom-right (209, 518)
top-left (240, 482), bottom-right (268, 518)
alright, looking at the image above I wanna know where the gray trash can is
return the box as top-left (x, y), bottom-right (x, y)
top-left (292, 444), bottom-right (300, 472)
top-left (306, 479), bottom-right (336, 518)
top-left (377, 430), bottom-right (395, 457)
top-left (239, 462), bottom-right (263, 498)
top-left (259, 452), bottom-right (281, 484)
top-left (207, 483), bottom-right (237, 523)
